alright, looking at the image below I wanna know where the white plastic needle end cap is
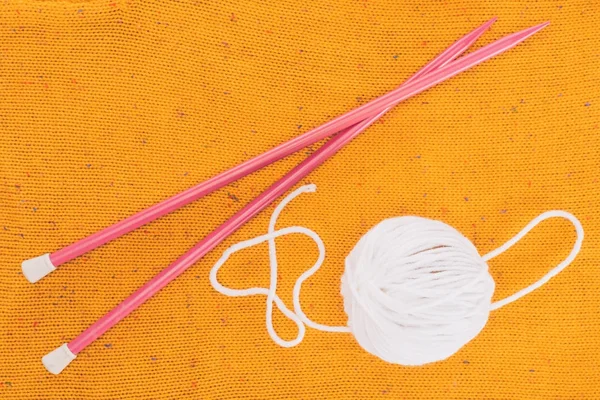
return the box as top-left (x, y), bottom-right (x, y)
top-left (42, 344), bottom-right (76, 375)
top-left (22, 253), bottom-right (55, 283)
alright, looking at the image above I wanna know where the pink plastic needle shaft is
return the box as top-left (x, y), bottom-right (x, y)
top-left (65, 21), bottom-right (548, 357)
top-left (43, 19), bottom-right (496, 270)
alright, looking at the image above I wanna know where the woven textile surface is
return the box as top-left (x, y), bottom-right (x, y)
top-left (1, 0), bottom-right (599, 398)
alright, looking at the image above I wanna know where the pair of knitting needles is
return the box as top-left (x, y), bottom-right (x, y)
top-left (24, 18), bottom-right (549, 374)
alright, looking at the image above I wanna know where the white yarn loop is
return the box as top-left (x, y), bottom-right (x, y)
top-left (209, 184), bottom-right (583, 365)
top-left (485, 210), bottom-right (584, 310)
top-left (209, 184), bottom-right (349, 349)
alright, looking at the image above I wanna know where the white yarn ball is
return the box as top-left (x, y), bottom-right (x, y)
top-left (341, 216), bottom-right (495, 366)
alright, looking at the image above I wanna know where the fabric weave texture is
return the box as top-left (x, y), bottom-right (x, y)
top-left (0, 0), bottom-right (598, 398)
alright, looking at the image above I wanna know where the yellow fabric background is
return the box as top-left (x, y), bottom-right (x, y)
top-left (1, 0), bottom-right (598, 398)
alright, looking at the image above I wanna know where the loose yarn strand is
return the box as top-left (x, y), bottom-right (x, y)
top-left (484, 210), bottom-right (584, 310)
top-left (267, 185), bottom-right (350, 333)
top-left (209, 184), bottom-right (349, 349)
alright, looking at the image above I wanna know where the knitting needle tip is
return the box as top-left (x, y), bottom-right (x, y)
top-left (470, 17), bottom-right (497, 37)
top-left (517, 21), bottom-right (551, 39)
top-left (483, 16), bottom-right (498, 27)
top-left (483, 21), bottom-right (550, 57)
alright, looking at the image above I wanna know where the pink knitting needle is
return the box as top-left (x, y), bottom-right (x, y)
top-left (42, 27), bottom-right (479, 373)
top-left (22, 18), bottom-right (497, 283)
top-left (42, 21), bottom-right (549, 374)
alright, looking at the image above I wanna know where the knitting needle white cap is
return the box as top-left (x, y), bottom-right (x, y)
top-left (21, 253), bottom-right (56, 283)
top-left (42, 344), bottom-right (76, 375)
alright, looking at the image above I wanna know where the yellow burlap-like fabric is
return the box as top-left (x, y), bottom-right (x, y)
top-left (1, 0), bottom-right (598, 398)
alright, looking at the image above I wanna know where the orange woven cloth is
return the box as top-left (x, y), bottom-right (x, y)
top-left (1, 0), bottom-right (598, 398)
